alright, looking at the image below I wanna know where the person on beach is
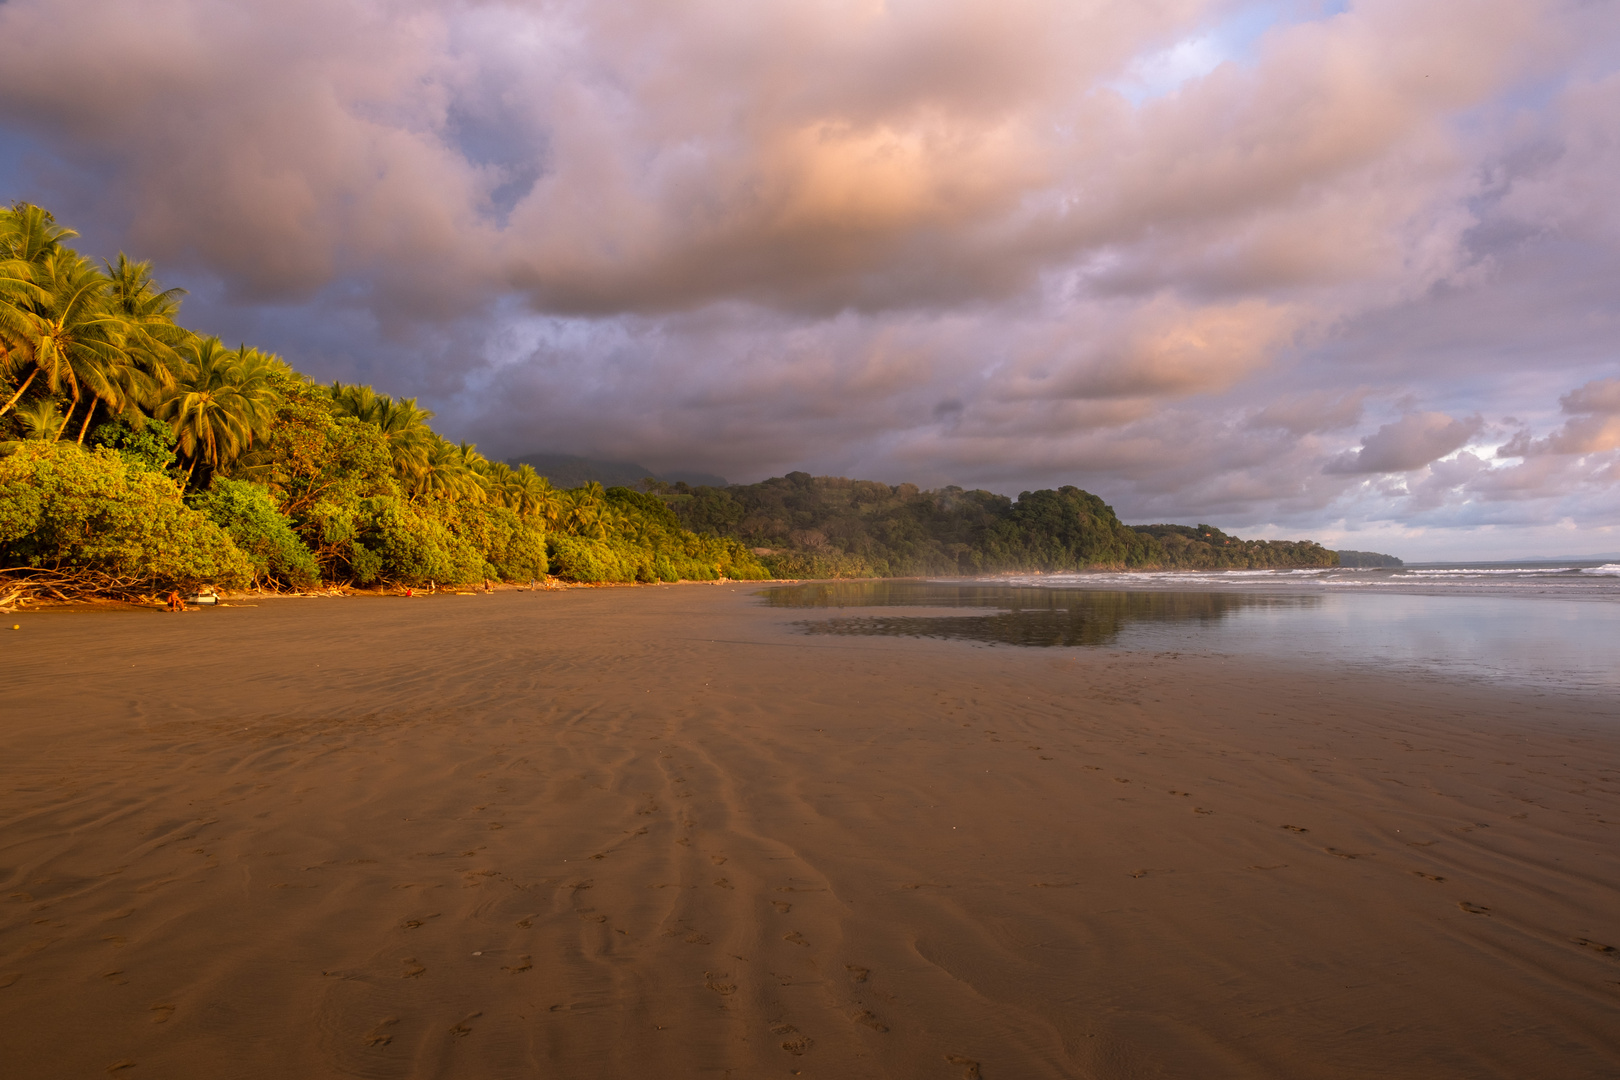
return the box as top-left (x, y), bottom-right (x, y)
top-left (166, 590), bottom-right (183, 613)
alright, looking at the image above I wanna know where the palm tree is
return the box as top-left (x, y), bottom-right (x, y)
top-left (0, 257), bottom-right (48, 416)
top-left (411, 436), bottom-right (485, 501)
top-left (509, 465), bottom-right (561, 521)
top-left (0, 206), bottom-right (74, 419)
top-left (1, 249), bottom-right (132, 439)
top-left (0, 203), bottom-right (75, 265)
top-left (158, 337), bottom-right (278, 481)
top-left (13, 397), bottom-right (65, 440)
top-left (330, 381), bottom-right (438, 484)
top-left (560, 482), bottom-right (614, 539)
top-left (104, 253), bottom-right (188, 392)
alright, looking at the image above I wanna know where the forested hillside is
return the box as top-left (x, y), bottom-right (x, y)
top-left (650, 473), bottom-right (1338, 577)
top-left (0, 204), bottom-right (766, 601)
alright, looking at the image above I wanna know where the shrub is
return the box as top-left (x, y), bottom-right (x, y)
top-left (189, 478), bottom-right (320, 588)
top-left (88, 418), bottom-right (178, 475)
top-left (0, 441), bottom-right (252, 588)
top-left (547, 534), bottom-right (634, 583)
top-left (444, 500), bottom-right (548, 582)
top-left (349, 496), bottom-right (486, 586)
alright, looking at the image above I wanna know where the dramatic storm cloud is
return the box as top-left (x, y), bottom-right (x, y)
top-left (3, 0), bottom-right (1618, 557)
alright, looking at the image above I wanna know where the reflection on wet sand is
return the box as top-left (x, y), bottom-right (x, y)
top-left (765, 582), bottom-right (1319, 648)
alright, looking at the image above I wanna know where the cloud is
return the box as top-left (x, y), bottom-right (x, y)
top-left (1247, 390), bottom-right (1366, 435)
top-left (1499, 376), bottom-right (1620, 457)
top-left (1324, 411), bottom-right (1484, 474)
top-left (1, 0), bottom-right (1618, 557)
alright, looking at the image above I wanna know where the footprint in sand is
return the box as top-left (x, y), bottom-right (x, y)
top-left (503, 955), bottom-right (533, 973)
top-left (1574, 938), bottom-right (1616, 954)
top-left (106, 1060), bottom-right (136, 1074)
top-left (1323, 848), bottom-right (1366, 859)
top-left (401, 958), bottom-right (426, 978)
top-left (772, 1023), bottom-right (812, 1055)
top-left (710, 855), bottom-right (727, 866)
top-left (946, 1053), bottom-right (982, 1079)
top-left (714, 878), bottom-right (734, 890)
top-left (850, 1008), bottom-right (888, 1032)
top-left (1281, 825), bottom-right (1308, 833)
top-left (149, 1004), bottom-right (175, 1025)
top-left (1413, 872), bottom-right (1446, 883)
top-left (365, 1017), bottom-right (398, 1046)
top-left (448, 1012), bottom-right (481, 1037)
top-left (772, 901), bottom-right (792, 914)
top-left (1459, 901), bottom-right (1491, 915)
top-left (705, 973), bottom-right (737, 996)
top-left (783, 931), bottom-right (810, 947)
top-left (581, 913), bottom-right (608, 923)
top-left (845, 964), bottom-right (869, 983)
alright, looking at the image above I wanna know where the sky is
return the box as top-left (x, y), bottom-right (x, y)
top-left (2, 0), bottom-right (1618, 560)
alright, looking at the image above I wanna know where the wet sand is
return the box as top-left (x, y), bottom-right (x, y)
top-left (2, 585), bottom-right (1618, 1079)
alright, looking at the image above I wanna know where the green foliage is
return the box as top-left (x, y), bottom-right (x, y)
top-left (546, 534), bottom-right (635, 583)
top-left (1132, 523), bottom-right (1339, 569)
top-left (442, 499), bottom-right (548, 582)
top-left (188, 477), bottom-right (319, 588)
top-left (1334, 549), bottom-right (1401, 568)
top-left (89, 417), bottom-right (177, 474)
top-left (0, 441), bottom-right (252, 587)
top-left (757, 549), bottom-right (877, 579)
top-left (535, 485), bottom-right (768, 583)
top-left (323, 496), bottom-right (482, 587)
top-left (664, 472), bottom-right (1011, 576)
top-left (663, 474), bottom-right (1337, 575)
top-left (982, 486), bottom-right (1161, 570)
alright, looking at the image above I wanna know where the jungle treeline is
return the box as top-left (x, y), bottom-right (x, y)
top-left (0, 204), bottom-right (766, 597)
top-left (650, 474), bottom-right (1340, 578)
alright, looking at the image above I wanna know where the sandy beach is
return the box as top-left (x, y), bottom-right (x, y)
top-left (2, 584), bottom-right (1618, 1079)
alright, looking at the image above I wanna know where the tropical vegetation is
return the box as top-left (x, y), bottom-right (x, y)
top-left (0, 204), bottom-right (767, 598)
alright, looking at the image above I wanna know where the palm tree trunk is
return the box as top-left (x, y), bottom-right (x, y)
top-left (75, 395), bottom-right (100, 443)
top-left (54, 394), bottom-right (79, 442)
top-left (0, 368), bottom-right (39, 417)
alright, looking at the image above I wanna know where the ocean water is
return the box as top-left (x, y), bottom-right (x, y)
top-left (762, 564), bottom-right (1620, 695)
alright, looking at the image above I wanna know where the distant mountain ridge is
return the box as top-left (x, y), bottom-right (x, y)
top-left (507, 452), bottom-right (726, 490)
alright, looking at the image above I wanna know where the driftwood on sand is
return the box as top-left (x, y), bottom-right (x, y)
top-left (0, 566), bottom-right (169, 609)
